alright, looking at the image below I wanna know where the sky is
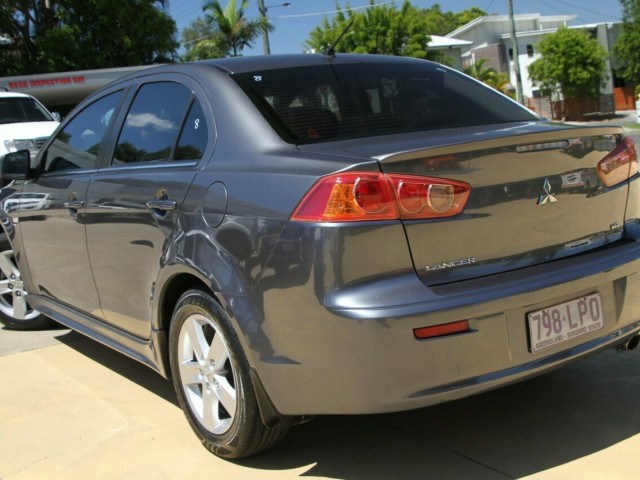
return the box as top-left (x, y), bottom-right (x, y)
top-left (167, 0), bottom-right (625, 56)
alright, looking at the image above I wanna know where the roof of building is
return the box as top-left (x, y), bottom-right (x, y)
top-left (446, 13), bottom-right (576, 38)
top-left (426, 35), bottom-right (474, 49)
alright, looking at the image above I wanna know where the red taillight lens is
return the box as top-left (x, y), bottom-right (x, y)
top-left (291, 172), bottom-right (471, 222)
top-left (597, 137), bottom-right (638, 187)
top-left (291, 173), bottom-right (398, 222)
top-left (391, 175), bottom-right (470, 219)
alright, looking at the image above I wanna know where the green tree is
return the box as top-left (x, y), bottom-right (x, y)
top-left (420, 4), bottom-right (485, 36)
top-left (305, 1), bottom-right (484, 58)
top-left (464, 58), bottom-right (499, 83)
top-left (453, 6), bottom-right (486, 28)
top-left (614, 0), bottom-right (640, 84)
top-left (528, 27), bottom-right (608, 99)
top-left (306, 1), bottom-right (429, 57)
top-left (0, 0), bottom-right (177, 75)
top-left (0, 0), bottom-right (53, 74)
top-left (464, 58), bottom-right (512, 96)
top-left (201, 0), bottom-right (268, 57)
top-left (181, 17), bottom-right (226, 61)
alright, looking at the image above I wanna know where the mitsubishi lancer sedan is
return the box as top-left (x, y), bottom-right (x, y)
top-left (1, 54), bottom-right (640, 459)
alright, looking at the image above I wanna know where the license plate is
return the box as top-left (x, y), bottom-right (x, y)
top-left (527, 293), bottom-right (604, 353)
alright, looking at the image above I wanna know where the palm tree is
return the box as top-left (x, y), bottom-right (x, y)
top-left (202, 0), bottom-right (270, 57)
top-left (464, 58), bottom-right (499, 84)
top-left (464, 58), bottom-right (514, 97)
top-left (488, 71), bottom-right (513, 97)
top-left (182, 17), bottom-right (226, 61)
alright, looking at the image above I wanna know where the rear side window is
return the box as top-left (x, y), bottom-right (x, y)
top-left (113, 82), bottom-right (193, 165)
top-left (174, 100), bottom-right (208, 161)
top-left (232, 61), bottom-right (537, 144)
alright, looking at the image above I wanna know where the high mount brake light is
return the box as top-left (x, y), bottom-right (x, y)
top-left (291, 172), bottom-right (471, 222)
top-left (597, 137), bottom-right (638, 188)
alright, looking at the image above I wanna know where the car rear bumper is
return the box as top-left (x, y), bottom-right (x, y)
top-left (242, 239), bottom-right (640, 416)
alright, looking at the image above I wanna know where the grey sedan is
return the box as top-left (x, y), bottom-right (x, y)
top-left (1, 54), bottom-right (640, 459)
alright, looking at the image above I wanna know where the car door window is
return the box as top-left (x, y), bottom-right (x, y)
top-left (174, 99), bottom-right (208, 161)
top-left (113, 82), bottom-right (193, 166)
top-left (44, 91), bottom-right (122, 173)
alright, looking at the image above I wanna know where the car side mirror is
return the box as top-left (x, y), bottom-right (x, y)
top-left (1, 149), bottom-right (31, 181)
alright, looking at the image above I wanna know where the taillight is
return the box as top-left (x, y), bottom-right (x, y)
top-left (597, 137), bottom-right (638, 187)
top-left (291, 173), bottom-right (398, 222)
top-left (291, 172), bottom-right (470, 222)
top-left (390, 175), bottom-right (470, 219)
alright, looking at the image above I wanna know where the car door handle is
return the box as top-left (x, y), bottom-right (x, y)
top-left (63, 200), bottom-right (84, 209)
top-left (145, 199), bottom-right (177, 212)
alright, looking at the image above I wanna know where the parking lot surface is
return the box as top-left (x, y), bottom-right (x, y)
top-left (1, 323), bottom-right (640, 480)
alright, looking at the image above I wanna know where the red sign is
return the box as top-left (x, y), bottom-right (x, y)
top-left (8, 75), bottom-right (85, 89)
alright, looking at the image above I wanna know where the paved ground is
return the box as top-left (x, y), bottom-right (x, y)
top-left (2, 323), bottom-right (640, 480)
top-left (567, 109), bottom-right (640, 131)
top-left (3, 114), bottom-right (640, 479)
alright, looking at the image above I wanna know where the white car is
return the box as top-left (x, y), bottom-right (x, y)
top-left (0, 91), bottom-right (59, 173)
top-left (1, 192), bottom-right (54, 213)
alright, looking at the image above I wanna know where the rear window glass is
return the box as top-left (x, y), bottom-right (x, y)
top-left (232, 61), bottom-right (537, 144)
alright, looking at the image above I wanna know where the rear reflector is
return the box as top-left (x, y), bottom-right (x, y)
top-left (413, 320), bottom-right (470, 340)
top-left (597, 136), bottom-right (638, 187)
top-left (291, 172), bottom-right (470, 222)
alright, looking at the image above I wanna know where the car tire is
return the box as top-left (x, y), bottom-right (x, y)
top-left (0, 235), bottom-right (51, 330)
top-left (169, 289), bottom-right (289, 459)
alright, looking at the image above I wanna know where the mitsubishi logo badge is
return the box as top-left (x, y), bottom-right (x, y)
top-left (537, 178), bottom-right (557, 205)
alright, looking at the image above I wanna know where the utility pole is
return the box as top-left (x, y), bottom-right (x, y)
top-left (508, 0), bottom-right (525, 104)
top-left (257, 0), bottom-right (270, 55)
top-left (257, 2), bottom-right (291, 55)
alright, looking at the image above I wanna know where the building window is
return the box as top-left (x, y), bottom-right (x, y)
top-left (527, 44), bottom-right (534, 57)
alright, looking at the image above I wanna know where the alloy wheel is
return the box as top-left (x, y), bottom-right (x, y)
top-left (177, 313), bottom-right (238, 435)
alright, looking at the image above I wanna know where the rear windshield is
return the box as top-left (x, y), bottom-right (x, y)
top-left (232, 61), bottom-right (538, 144)
top-left (0, 97), bottom-right (54, 124)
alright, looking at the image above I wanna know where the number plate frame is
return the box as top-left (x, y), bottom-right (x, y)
top-left (527, 293), bottom-right (604, 353)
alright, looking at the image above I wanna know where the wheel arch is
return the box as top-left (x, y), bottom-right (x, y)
top-left (155, 269), bottom-right (290, 428)
top-left (155, 267), bottom-right (256, 371)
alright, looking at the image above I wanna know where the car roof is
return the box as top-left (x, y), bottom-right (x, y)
top-left (0, 91), bottom-right (32, 99)
top-left (195, 53), bottom-right (429, 74)
top-left (111, 54), bottom-right (433, 83)
top-left (94, 54), bottom-right (434, 99)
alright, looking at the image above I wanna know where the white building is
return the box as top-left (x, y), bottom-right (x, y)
top-left (442, 14), bottom-right (632, 112)
top-left (425, 35), bottom-right (473, 70)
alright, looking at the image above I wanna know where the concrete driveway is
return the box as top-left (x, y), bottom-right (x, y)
top-left (1, 324), bottom-right (640, 480)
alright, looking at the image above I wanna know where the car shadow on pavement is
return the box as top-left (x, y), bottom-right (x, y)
top-left (241, 350), bottom-right (640, 479)
top-left (55, 330), bottom-right (179, 407)
top-left (51, 331), bottom-right (640, 479)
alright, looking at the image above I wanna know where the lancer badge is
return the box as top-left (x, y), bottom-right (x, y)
top-left (537, 178), bottom-right (557, 205)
